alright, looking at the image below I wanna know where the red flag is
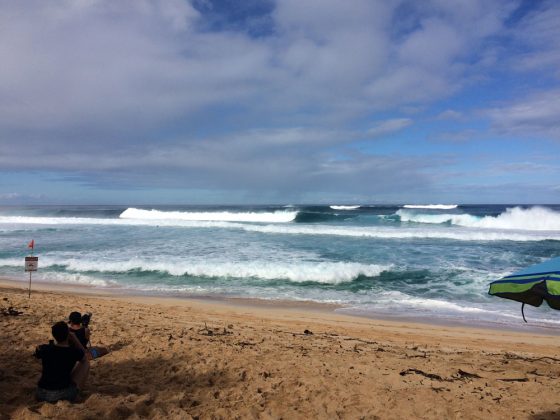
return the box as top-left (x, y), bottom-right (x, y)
top-left (28, 239), bottom-right (34, 249)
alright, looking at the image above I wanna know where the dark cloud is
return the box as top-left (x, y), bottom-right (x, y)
top-left (0, 126), bottom-right (437, 200)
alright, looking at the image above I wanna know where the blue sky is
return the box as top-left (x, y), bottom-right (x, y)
top-left (1, 0), bottom-right (559, 205)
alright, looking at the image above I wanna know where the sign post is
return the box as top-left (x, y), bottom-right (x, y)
top-left (25, 240), bottom-right (37, 298)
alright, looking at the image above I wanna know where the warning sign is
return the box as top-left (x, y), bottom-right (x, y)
top-left (25, 256), bottom-right (38, 272)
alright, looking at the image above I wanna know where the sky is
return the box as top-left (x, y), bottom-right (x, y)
top-left (1, 0), bottom-right (560, 205)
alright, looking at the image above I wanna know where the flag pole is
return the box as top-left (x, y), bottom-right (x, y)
top-left (27, 239), bottom-right (34, 298)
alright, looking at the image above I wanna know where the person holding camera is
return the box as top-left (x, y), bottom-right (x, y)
top-left (35, 321), bottom-right (90, 402)
top-left (68, 311), bottom-right (109, 360)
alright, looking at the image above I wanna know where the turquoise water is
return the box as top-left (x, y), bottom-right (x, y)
top-left (1, 204), bottom-right (560, 328)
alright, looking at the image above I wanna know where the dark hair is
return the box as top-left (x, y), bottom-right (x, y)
top-left (52, 321), bottom-right (69, 342)
top-left (69, 311), bottom-right (82, 325)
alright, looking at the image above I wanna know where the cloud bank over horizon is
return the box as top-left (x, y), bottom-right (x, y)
top-left (1, 0), bottom-right (560, 204)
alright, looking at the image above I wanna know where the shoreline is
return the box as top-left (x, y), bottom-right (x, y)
top-left (2, 275), bottom-right (557, 337)
top-left (0, 275), bottom-right (342, 312)
top-left (2, 281), bottom-right (560, 350)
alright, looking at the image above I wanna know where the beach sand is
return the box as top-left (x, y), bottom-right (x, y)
top-left (1, 280), bottom-right (560, 419)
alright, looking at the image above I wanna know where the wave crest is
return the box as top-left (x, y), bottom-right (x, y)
top-left (403, 204), bottom-right (458, 210)
top-left (397, 206), bottom-right (560, 231)
top-left (329, 205), bottom-right (361, 210)
top-left (0, 257), bottom-right (388, 284)
top-left (119, 208), bottom-right (297, 223)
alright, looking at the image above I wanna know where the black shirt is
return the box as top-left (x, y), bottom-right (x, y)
top-left (69, 326), bottom-right (88, 348)
top-left (36, 344), bottom-right (84, 390)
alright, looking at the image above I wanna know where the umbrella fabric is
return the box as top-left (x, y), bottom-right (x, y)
top-left (488, 256), bottom-right (560, 310)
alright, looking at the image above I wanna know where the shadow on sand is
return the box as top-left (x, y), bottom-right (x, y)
top-left (2, 346), bottom-right (235, 418)
top-left (530, 412), bottom-right (560, 420)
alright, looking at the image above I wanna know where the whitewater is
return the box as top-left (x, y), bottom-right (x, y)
top-left (1, 204), bottom-right (560, 329)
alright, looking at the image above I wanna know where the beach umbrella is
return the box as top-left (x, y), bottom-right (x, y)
top-left (488, 256), bottom-right (560, 322)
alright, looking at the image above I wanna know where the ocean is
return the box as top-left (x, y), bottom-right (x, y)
top-left (1, 204), bottom-right (560, 330)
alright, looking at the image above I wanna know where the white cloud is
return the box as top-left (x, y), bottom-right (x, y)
top-left (367, 118), bottom-right (412, 138)
top-left (0, 0), bottom-right (556, 201)
top-left (0, 0), bottom-right (515, 136)
top-left (510, 1), bottom-right (560, 76)
top-left (486, 90), bottom-right (560, 140)
top-left (0, 193), bottom-right (23, 200)
top-left (0, 192), bottom-right (47, 202)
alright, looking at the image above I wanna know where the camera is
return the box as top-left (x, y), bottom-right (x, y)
top-left (81, 312), bottom-right (92, 327)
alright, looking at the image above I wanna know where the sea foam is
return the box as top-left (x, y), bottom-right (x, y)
top-left (1, 214), bottom-right (559, 241)
top-left (398, 206), bottom-right (560, 231)
top-left (403, 204), bottom-right (458, 209)
top-left (0, 257), bottom-right (389, 284)
top-left (120, 208), bottom-right (297, 223)
top-left (329, 205), bottom-right (361, 210)
top-left (235, 223), bottom-right (560, 241)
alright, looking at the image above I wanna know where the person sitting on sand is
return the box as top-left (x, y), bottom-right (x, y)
top-left (35, 321), bottom-right (90, 403)
top-left (68, 311), bottom-right (109, 360)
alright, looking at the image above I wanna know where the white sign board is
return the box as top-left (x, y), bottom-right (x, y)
top-left (25, 256), bottom-right (38, 272)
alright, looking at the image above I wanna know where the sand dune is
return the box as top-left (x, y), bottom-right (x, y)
top-left (1, 281), bottom-right (560, 419)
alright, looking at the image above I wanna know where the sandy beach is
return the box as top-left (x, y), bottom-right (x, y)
top-left (1, 280), bottom-right (560, 419)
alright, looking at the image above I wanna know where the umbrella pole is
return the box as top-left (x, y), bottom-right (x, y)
top-left (521, 303), bottom-right (527, 323)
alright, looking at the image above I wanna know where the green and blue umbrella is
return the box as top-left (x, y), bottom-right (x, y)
top-left (488, 257), bottom-right (560, 322)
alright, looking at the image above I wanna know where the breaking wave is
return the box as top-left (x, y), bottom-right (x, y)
top-left (120, 208), bottom-right (297, 223)
top-left (1, 215), bottom-right (559, 241)
top-left (0, 257), bottom-right (388, 284)
top-left (216, 223), bottom-right (559, 241)
top-left (330, 205), bottom-right (361, 210)
top-left (397, 206), bottom-right (560, 231)
top-left (403, 204), bottom-right (458, 210)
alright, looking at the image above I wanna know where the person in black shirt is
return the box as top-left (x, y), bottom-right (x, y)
top-left (35, 321), bottom-right (90, 402)
top-left (68, 311), bottom-right (109, 360)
